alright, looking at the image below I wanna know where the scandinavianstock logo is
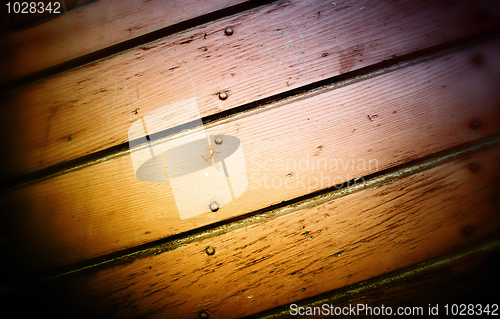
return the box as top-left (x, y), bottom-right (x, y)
top-left (128, 98), bottom-right (248, 220)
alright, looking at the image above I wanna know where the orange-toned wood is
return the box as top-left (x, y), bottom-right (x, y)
top-left (253, 243), bottom-right (500, 319)
top-left (3, 240), bottom-right (499, 319)
top-left (2, 0), bottom-right (499, 178)
top-left (1, 39), bottom-right (500, 272)
top-left (0, 0), bottom-right (249, 83)
top-left (48, 139), bottom-right (500, 318)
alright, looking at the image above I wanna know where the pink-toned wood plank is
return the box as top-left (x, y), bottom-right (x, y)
top-left (0, 0), bottom-right (249, 83)
top-left (1, 0), bottom-right (499, 178)
top-left (1, 39), bottom-right (499, 272)
top-left (56, 139), bottom-right (500, 318)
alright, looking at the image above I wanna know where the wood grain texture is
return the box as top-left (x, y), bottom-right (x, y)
top-left (2, 39), bottom-right (500, 272)
top-left (251, 242), bottom-right (500, 319)
top-left (2, 0), bottom-right (500, 178)
top-left (28, 138), bottom-right (500, 318)
top-left (0, 0), bottom-right (248, 83)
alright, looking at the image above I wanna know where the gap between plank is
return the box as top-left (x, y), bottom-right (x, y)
top-left (0, 0), bottom-right (279, 94)
top-left (2, 133), bottom-right (499, 295)
top-left (2, 31), bottom-right (500, 193)
top-left (241, 238), bottom-right (500, 319)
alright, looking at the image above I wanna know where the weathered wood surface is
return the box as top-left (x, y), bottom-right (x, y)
top-left (0, 0), bottom-right (249, 83)
top-left (2, 39), bottom-right (500, 272)
top-left (30, 138), bottom-right (500, 318)
top-left (251, 241), bottom-right (500, 318)
top-left (3, 242), bottom-right (499, 319)
top-left (2, 0), bottom-right (500, 178)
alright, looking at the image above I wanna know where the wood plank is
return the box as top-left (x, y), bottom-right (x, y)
top-left (0, 0), bottom-right (249, 83)
top-left (15, 136), bottom-right (500, 318)
top-left (250, 242), bottom-right (500, 319)
top-left (2, 0), bottom-right (500, 178)
top-left (4, 243), bottom-right (499, 319)
top-left (1, 38), bottom-right (500, 272)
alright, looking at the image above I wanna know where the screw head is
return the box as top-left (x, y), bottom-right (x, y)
top-left (224, 27), bottom-right (233, 36)
top-left (219, 91), bottom-right (228, 100)
top-left (206, 246), bottom-right (215, 255)
top-left (209, 202), bottom-right (219, 212)
top-left (199, 311), bottom-right (209, 319)
top-left (214, 135), bottom-right (223, 145)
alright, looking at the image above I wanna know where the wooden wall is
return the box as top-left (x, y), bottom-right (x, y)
top-left (1, 0), bottom-right (499, 318)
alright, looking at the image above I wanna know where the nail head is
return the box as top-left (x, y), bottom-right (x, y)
top-left (224, 27), bottom-right (234, 36)
top-left (209, 202), bottom-right (219, 212)
top-left (472, 55), bottom-right (484, 66)
top-left (469, 162), bottom-right (479, 172)
top-left (219, 91), bottom-right (228, 100)
top-left (214, 136), bottom-right (223, 145)
top-left (469, 120), bottom-right (480, 130)
top-left (206, 246), bottom-right (215, 255)
top-left (199, 311), bottom-right (209, 319)
top-left (462, 225), bottom-right (473, 237)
